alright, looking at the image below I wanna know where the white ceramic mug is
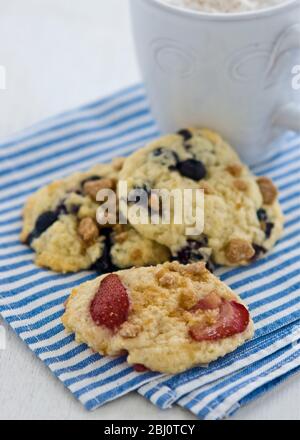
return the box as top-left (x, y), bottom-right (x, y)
top-left (130, 0), bottom-right (300, 164)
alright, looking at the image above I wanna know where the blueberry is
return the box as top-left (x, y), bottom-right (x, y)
top-left (177, 129), bottom-right (193, 141)
top-left (81, 175), bottom-right (101, 188)
top-left (175, 237), bottom-right (213, 271)
top-left (91, 228), bottom-right (118, 274)
top-left (152, 148), bottom-right (164, 157)
top-left (251, 244), bottom-right (267, 261)
top-left (257, 208), bottom-right (268, 222)
top-left (265, 222), bottom-right (274, 239)
top-left (205, 259), bottom-right (216, 273)
top-left (56, 203), bottom-right (68, 216)
top-left (26, 210), bottom-right (60, 245)
top-left (176, 159), bottom-right (207, 181)
top-left (69, 204), bottom-right (80, 215)
top-left (151, 148), bottom-right (179, 169)
top-left (35, 211), bottom-right (59, 234)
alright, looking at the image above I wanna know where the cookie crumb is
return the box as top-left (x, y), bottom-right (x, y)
top-left (199, 181), bottom-right (214, 195)
top-left (157, 272), bottom-right (178, 288)
top-left (180, 289), bottom-right (198, 309)
top-left (184, 262), bottom-right (206, 277)
top-left (119, 323), bottom-right (141, 338)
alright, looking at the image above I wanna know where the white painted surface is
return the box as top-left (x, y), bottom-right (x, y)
top-left (0, 0), bottom-right (299, 420)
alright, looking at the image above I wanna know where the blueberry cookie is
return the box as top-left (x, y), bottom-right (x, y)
top-left (21, 159), bottom-right (170, 273)
top-left (119, 129), bottom-right (284, 267)
top-left (62, 261), bottom-right (254, 374)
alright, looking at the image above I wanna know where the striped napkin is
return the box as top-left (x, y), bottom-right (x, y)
top-left (0, 84), bottom-right (299, 416)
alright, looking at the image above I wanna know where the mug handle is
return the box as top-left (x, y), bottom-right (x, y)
top-left (273, 103), bottom-right (300, 132)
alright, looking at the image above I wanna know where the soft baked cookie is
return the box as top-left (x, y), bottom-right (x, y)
top-left (21, 159), bottom-right (170, 273)
top-left (119, 128), bottom-right (284, 267)
top-left (62, 261), bottom-right (254, 374)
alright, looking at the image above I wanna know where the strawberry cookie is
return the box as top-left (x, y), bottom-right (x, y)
top-left (62, 261), bottom-right (254, 373)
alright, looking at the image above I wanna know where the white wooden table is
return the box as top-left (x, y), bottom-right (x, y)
top-left (0, 0), bottom-right (299, 420)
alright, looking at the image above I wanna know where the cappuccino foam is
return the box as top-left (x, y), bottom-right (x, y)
top-left (162, 0), bottom-right (289, 13)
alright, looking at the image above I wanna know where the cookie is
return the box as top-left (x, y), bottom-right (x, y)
top-left (62, 261), bottom-right (254, 374)
top-left (119, 128), bottom-right (284, 267)
top-left (21, 159), bottom-right (170, 273)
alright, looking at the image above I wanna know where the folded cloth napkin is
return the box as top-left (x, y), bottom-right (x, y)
top-left (178, 338), bottom-right (300, 420)
top-left (0, 85), bottom-right (299, 414)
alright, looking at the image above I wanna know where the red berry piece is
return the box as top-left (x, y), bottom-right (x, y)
top-left (190, 300), bottom-right (250, 342)
top-left (133, 364), bottom-right (149, 373)
top-left (90, 274), bottom-right (129, 331)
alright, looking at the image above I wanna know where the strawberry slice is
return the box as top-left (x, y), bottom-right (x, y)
top-left (190, 291), bottom-right (222, 312)
top-left (90, 274), bottom-right (129, 331)
top-left (190, 300), bottom-right (250, 341)
top-left (133, 364), bottom-right (149, 373)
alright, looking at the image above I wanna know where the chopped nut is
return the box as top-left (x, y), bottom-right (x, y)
top-left (226, 164), bottom-right (243, 177)
top-left (112, 157), bottom-right (125, 171)
top-left (83, 178), bottom-right (116, 200)
top-left (234, 179), bottom-right (248, 192)
top-left (78, 217), bottom-right (99, 242)
top-left (166, 261), bottom-right (184, 273)
top-left (225, 239), bottom-right (255, 264)
top-left (257, 177), bottom-right (278, 205)
top-left (158, 272), bottom-right (178, 288)
top-left (183, 262), bottom-right (206, 277)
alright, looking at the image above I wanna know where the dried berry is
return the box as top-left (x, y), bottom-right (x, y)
top-left (177, 129), bottom-right (193, 141)
top-left (257, 208), bottom-right (268, 222)
top-left (91, 228), bottom-right (117, 274)
top-left (90, 274), bottom-right (129, 330)
top-left (251, 244), bottom-right (267, 261)
top-left (190, 300), bottom-right (250, 341)
top-left (176, 159), bottom-right (207, 181)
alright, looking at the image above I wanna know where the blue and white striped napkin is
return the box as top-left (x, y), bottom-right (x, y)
top-left (0, 84), bottom-right (299, 416)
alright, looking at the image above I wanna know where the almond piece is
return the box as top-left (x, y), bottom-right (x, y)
top-left (257, 177), bottom-right (278, 205)
top-left (83, 178), bottom-right (116, 200)
top-left (112, 157), bottom-right (125, 171)
top-left (78, 217), bottom-right (99, 242)
top-left (234, 179), bottom-right (248, 192)
top-left (225, 239), bottom-right (255, 264)
top-left (226, 164), bottom-right (243, 177)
